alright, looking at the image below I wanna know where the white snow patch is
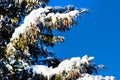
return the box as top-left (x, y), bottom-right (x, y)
top-left (32, 57), bottom-right (81, 76)
top-left (77, 74), bottom-right (115, 80)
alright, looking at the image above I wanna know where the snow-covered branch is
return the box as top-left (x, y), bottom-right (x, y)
top-left (32, 55), bottom-right (115, 80)
top-left (6, 5), bottom-right (88, 55)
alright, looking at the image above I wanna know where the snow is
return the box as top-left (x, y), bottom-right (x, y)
top-left (32, 57), bottom-right (81, 76)
top-left (68, 10), bottom-right (80, 17)
top-left (80, 8), bottom-right (89, 13)
top-left (32, 55), bottom-right (115, 80)
top-left (81, 55), bottom-right (94, 65)
top-left (56, 57), bottom-right (81, 72)
top-left (77, 74), bottom-right (115, 80)
top-left (11, 6), bottom-right (80, 40)
top-left (97, 64), bottom-right (106, 70)
top-left (33, 65), bottom-right (53, 76)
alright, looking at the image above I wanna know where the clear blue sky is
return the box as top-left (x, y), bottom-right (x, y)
top-left (48, 0), bottom-right (120, 79)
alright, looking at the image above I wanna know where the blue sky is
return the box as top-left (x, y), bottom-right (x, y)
top-left (48, 0), bottom-right (120, 79)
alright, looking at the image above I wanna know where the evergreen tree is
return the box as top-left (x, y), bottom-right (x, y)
top-left (0, 0), bottom-right (115, 80)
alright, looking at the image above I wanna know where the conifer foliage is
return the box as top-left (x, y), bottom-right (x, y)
top-left (0, 0), bottom-right (115, 80)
